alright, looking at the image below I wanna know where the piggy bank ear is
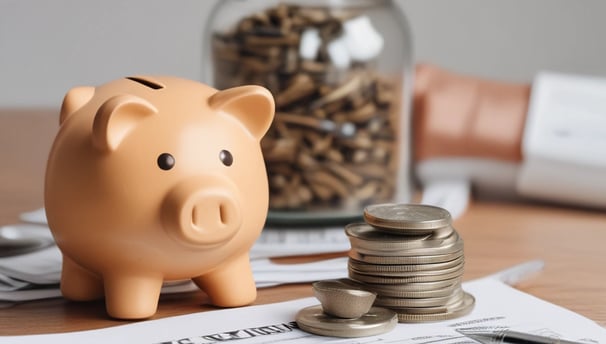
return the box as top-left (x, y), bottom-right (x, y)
top-left (208, 85), bottom-right (275, 140)
top-left (59, 86), bottom-right (95, 125)
top-left (92, 95), bottom-right (158, 152)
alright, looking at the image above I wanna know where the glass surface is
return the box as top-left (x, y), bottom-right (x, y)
top-left (203, 0), bottom-right (413, 225)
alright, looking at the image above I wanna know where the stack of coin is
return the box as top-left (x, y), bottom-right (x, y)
top-left (345, 203), bottom-right (475, 322)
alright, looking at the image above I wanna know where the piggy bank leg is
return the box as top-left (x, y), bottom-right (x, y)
top-left (193, 253), bottom-right (257, 307)
top-left (103, 273), bottom-right (163, 319)
top-left (61, 255), bottom-right (104, 301)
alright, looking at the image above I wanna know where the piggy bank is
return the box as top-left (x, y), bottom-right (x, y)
top-left (44, 76), bottom-right (275, 319)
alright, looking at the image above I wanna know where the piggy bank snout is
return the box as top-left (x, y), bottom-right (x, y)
top-left (162, 177), bottom-right (243, 247)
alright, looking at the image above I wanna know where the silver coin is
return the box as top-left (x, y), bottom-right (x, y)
top-left (361, 277), bottom-right (462, 292)
top-left (349, 249), bottom-right (464, 265)
top-left (374, 288), bottom-right (464, 308)
top-left (349, 262), bottom-right (464, 278)
top-left (395, 292), bottom-right (475, 323)
top-left (374, 224), bottom-right (455, 240)
top-left (346, 223), bottom-right (432, 245)
top-left (351, 238), bottom-right (464, 257)
top-left (331, 277), bottom-right (453, 299)
top-left (348, 266), bottom-right (464, 284)
top-left (296, 304), bottom-right (398, 338)
top-left (348, 255), bottom-right (464, 273)
top-left (345, 223), bottom-right (460, 251)
top-left (394, 296), bottom-right (464, 314)
top-left (361, 281), bottom-right (461, 298)
top-left (364, 203), bottom-right (452, 233)
top-left (425, 225), bottom-right (455, 239)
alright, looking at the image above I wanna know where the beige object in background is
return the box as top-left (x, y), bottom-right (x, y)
top-left (44, 76), bottom-right (275, 319)
top-left (413, 63), bottom-right (606, 209)
top-left (413, 63), bottom-right (530, 164)
top-left (413, 63), bottom-right (531, 198)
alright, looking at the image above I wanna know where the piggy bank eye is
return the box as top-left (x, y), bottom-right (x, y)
top-left (157, 153), bottom-right (175, 170)
top-left (219, 150), bottom-right (233, 167)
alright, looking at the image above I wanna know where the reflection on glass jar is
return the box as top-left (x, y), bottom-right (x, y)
top-left (203, 0), bottom-right (413, 225)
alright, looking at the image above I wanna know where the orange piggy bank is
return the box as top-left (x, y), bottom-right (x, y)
top-left (44, 76), bottom-right (275, 319)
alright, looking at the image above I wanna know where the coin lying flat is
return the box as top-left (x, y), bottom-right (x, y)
top-left (425, 225), bottom-right (455, 239)
top-left (393, 297), bottom-right (465, 315)
top-left (348, 259), bottom-right (464, 277)
top-left (349, 249), bottom-right (464, 265)
top-left (345, 223), bottom-right (460, 252)
top-left (374, 287), bottom-right (464, 308)
top-left (395, 292), bottom-right (475, 323)
top-left (349, 266), bottom-right (464, 284)
top-left (364, 203), bottom-right (452, 234)
top-left (348, 255), bottom-right (464, 273)
top-left (362, 282), bottom-right (461, 298)
top-left (296, 305), bottom-right (397, 338)
top-left (351, 239), bottom-right (464, 257)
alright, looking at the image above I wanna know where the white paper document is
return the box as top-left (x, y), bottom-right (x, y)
top-left (3, 277), bottom-right (605, 344)
top-left (0, 242), bottom-right (348, 302)
top-left (0, 217), bottom-right (351, 303)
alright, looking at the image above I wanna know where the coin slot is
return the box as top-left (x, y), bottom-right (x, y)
top-left (126, 76), bottom-right (165, 90)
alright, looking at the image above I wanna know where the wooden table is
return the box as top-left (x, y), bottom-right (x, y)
top-left (1, 110), bottom-right (605, 335)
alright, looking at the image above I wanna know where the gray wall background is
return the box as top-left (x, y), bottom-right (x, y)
top-left (1, 0), bottom-right (604, 108)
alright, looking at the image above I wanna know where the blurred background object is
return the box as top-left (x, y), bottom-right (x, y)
top-left (203, 0), bottom-right (414, 222)
top-left (1, 0), bottom-right (605, 108)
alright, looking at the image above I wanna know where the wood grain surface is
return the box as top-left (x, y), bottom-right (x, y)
top-left (0, 110), bottom-right (604, 336)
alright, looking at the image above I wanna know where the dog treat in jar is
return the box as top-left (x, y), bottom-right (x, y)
top-left (203, 0), bottom-right (414, 225)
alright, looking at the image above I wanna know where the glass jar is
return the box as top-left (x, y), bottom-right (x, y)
top-left (203, 0), bottom-right (413, 225)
